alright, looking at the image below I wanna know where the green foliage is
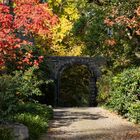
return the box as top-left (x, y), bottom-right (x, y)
top-left (128, 102), bottom-right (140, 123)
top-left (13, 103), bottom-right (53, 140)
top-left (13, 67), bottom-right (43, 100)
top-left (15, 113), bottom-right (48, 140)
top-left (0, 66), bottom-right (44, 119)
top-left (17, 102), bottom-right (53, 120)
top-left (106, 67), bottom-right (140, 122)
top-left (0, 75), bottom-right (18, 119)
top-left (0, 126), bottom-right (14, 140)
top-left (69, 0), bottom-right (140, 71)
top-left (104, 0), bottom-right (140, 70)
top-left (97, 70), bottom-right (112, 104)
top-left (60, 65), bottom-right (91, 107)
top-left (73, 4), bottom-right (108, 55)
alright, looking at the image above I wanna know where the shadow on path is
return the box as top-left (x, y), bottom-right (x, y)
top-left (52, 109), bottom-right (107, 128)
top-left (41, 107), bottom-right (140, 140)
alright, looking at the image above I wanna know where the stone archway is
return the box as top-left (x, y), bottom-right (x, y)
top-left (46, 56), bottom-right (106, 107)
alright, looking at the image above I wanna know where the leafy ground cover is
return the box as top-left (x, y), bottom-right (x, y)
top-left (13, 103), bottom-right (53, 140)
top-left (0, 102), bottom-right (53, 140)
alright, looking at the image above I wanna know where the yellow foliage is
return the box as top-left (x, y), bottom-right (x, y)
top-left (52, 16), bottom-right (73, 43)
top-left (66, 45), bottom-right (84, 56)
top-left (48, 0), bottom-right (85, 56)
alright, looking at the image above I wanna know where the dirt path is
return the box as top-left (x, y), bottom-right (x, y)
top-left (41, 107), bottom-right (140, 140)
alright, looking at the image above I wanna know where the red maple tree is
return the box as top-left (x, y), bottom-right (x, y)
top-left (0, 0), bottom-right (58, 69)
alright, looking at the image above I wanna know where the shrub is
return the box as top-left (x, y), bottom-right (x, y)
top-left (14, 113), bottom-right (48, 140)
top-left (97, 70), bottom-right (112, 104)
top-left (0, 67), bottom-right (43, 119)
top-left (12, 67), bottom-right (43, 100)
top-left (106, 67), bottom-right (140, 120)
top-left (17, 102), bottom-right (53, 119)
top-left (0, 75), bottom-right (18, 119)
top-left (0, 126), bottom-right (14, 140)
top-left (0, 66), bottom-right (53, 139)
top-left (13, 103), bottom-right (53, 140)
top-left (128, 102), bottom-right (140, 123)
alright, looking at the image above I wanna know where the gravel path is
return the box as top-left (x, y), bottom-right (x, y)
top-left (41, 107), bottom-right (140, 140)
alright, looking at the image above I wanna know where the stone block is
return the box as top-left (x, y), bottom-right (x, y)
top-left (12, 123), bottom-right (29, 140)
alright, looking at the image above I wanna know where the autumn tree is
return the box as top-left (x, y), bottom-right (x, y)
top-left (47, 0), bottom-right (88, 56)
top-left (0, 0), bottom-right (58, 71)
top-left (103, 0), bottom-right (140, 70)
top-left (71, 0), bottom-right (140, 71)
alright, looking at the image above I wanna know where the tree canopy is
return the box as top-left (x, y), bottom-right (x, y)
top-left (0, 0), bottom-right (140, 71)
top-left (0, 0), bottom-right (58, 70)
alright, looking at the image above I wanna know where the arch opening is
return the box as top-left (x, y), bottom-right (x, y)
top-left (55, 62), bottom-right (97, 107)
top-left (59, 64), bottom-right (91, 107)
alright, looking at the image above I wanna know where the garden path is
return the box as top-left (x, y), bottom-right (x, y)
top-left (40, 107), bottom-right (140, 140)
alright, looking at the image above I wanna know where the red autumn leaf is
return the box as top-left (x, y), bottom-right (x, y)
top-left (0, 0), bottom-right (59, 69)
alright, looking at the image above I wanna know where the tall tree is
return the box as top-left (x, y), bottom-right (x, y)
top-left (0, 0), bottom-right (58, 70)
top-left (71, 0), bottom-right (140, 71)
